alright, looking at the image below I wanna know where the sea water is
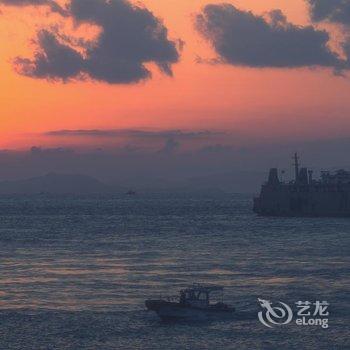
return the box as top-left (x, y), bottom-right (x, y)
top-left (0, 193), bottom-right (349, 349)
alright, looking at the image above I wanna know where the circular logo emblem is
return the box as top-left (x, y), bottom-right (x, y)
top-left (258, 298), bottom-right (293, 328)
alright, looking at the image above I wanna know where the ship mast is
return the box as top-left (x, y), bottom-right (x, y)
top-left (293, 152), bottom-right (299, 182)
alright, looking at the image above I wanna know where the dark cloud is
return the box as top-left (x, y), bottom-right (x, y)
top-left (14, 30), bottom-right (84, 81)
top-left (14, 0), bottom-right (180, 84)
top-left (0, 0), bottom-right (67, 16)
top-left (44, 129), bottom-right (223, 140)
top-left (195, 4), bottom-right (348, 72)
top-left (306, 0), bottom-right (350, 26)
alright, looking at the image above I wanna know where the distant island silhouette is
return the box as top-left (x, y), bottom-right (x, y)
top-left (0, 169), bottom-right (270, 195)
top-left (0, 173), bottom-right (112, 195)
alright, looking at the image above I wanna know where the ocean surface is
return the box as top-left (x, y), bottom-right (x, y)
top-left (0, 193), bottom-right (349, 350)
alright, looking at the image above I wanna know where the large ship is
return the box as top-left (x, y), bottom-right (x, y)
top-left (253, 153), bottom-right (350, 217)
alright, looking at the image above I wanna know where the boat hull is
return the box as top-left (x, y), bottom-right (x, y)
top-left (145, 300), bottom-right (235, 321)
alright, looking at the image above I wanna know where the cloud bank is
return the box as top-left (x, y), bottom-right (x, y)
top-left (45, 129), bottom-right (223, 140)
top-left (2, 137), bottom-right (350, 192)
top-left (196, 3), bottom-right (349, 72)
top-left (13, 0), bottom-right (180, 84)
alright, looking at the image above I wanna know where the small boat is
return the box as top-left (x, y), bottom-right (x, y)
top-left (125, 190), bottom-right (136, 196)
top-left (145, 284), bottom-right (235, 321)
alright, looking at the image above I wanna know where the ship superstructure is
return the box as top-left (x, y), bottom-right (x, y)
top-left (253, 154), bottom-right (350, 217)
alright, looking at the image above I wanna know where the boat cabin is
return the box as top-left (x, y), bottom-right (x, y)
top-left (179, 285), bottom-right (224, 308)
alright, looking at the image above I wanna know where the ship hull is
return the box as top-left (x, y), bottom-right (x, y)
top-left (254, 191), bottom-right (350, 217)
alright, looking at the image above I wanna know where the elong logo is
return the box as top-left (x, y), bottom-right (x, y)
top-left (258, 298), bottom-right (329, 329)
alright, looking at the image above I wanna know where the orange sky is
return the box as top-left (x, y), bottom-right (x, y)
top-left (1, 0), bottom-right (350, 149)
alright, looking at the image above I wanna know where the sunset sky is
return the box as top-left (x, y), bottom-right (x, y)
top-left (1, 0), bottom-right (350, 152)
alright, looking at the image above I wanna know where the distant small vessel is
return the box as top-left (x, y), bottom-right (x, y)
top-left (145, 284), bottom-right (235, 321)
top-left (125, 190), bottom-right (136, 196)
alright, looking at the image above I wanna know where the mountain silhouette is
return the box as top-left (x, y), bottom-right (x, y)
top-left (0, 173), bottom-right (110, 195)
